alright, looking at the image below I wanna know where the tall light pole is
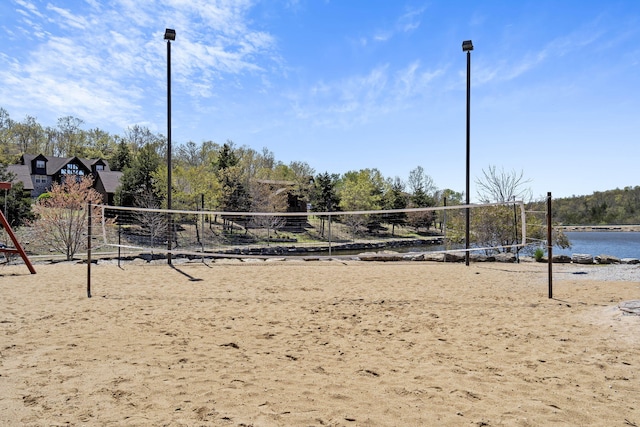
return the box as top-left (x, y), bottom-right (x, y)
top-left (462, 40), bottom-right (473, 267)
top-left (164, 28), bottom-right (176, 265)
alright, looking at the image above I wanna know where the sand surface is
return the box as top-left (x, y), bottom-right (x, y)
top-left (1, 260), bottom-right (639, 426)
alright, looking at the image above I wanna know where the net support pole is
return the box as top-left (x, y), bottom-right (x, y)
top-left (546, 192), bottom-right (552, 299)
top-left (328, 214), bottom-right (332, 256)
top-left (87, 201), bottom-right (92, 298)
top-left (118, 223), bottom-right (121, 269)
top-left (520, 200), bottom-right (527, 246)
top-left (513, 197), bottom-right (519, 263)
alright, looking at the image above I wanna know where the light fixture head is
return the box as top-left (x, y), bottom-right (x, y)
top-left (164, 28), bottom-right (176, 41)
top-left (462, 40), bottom-right (473, 52)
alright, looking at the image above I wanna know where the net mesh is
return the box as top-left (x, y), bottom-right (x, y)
top-left (93, 200), bottom-right (527, 259)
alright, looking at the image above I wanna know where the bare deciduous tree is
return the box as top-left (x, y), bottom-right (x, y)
top-left (476, 165), bottom-right (532, 203)
top-left (30, 175), bottom-right (103, 260)
top-left (407, 166), bottom-right (436, 198)
top-left (134, 190), bottom-right (169, 247)
top-left (250, 181), bottom-right (289, 240)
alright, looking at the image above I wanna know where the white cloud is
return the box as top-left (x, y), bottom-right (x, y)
top-left (46, 4), bottom-right (90, 30)
top-left (370, 5), bottom-right (425, 44)
top-left (397, 6), bottom-right (425, 33)
top-left (0, 0), bottom-right (281, 132)
top-left (289, 60), bottom-right (447, 129)
top-left (394, 61), bottom-right (444, 98)
top-left (473, 18), bottom-right (609, 86)
top-left (373, 31), bottom-right (392, 42)
top-left (14, 0), bottom-right (45, 19)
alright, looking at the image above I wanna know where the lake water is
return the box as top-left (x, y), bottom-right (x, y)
top-left (303, 231), bottom-right (640, 259)
top-left (554, 231), bottom-right (640, 259)
top-left (378, 231), bottom-right (640, 259)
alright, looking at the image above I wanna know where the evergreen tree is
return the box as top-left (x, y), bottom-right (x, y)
top-left (212, 143), bottom-right (250, 231)
top-left (215, 141), bottom-right (239, 170)
top-left (312, 172), bottom-right (340, 213)
top-left (384, 177), bottom-right (407, 236)
top-left (217, 166), bottom-right (250, 212)
top-left (406, 166), bottom-right (437, 231)
top-left (0, 166), bottom-right (34, 228)
top-left (116, 144), bottom-right (161, 206)
top-left (311, 172), bottom-right (340, 238)
top-left (110, 139), bottom-right (132, 171)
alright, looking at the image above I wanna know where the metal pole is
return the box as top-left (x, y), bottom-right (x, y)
top-left (328, 214), bottom-right (332, 256)
top-left (87, 202), bottom-right (92, 298)
top-left (200, 194), bottom-right (205, 263)
top-left (443, 197), bottom-right (447, 262)
top-left (465, 49), bottom-right (471, 266)
top-left (547, 192), bottom-right (553, 299)
top-left (166, 36), bottom-right (173, 265)
top-left (118, 223), bottom-right (121, 269)
top-left (513, 196), bottom-right (519, 263)
top-left (442, 196), bottom-right (447, 234)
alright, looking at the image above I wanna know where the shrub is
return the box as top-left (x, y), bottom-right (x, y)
top-left (534, 247), bottom-right (545, 262)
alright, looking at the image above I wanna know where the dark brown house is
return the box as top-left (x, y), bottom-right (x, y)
top-left (7, 154), bottom-right (123, 205)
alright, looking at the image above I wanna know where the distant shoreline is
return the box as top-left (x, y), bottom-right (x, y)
top-left (559, 225), bottom-right (640, 232)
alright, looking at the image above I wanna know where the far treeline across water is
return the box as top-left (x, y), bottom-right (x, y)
top-left (552, 186), bottom-right (640, 226)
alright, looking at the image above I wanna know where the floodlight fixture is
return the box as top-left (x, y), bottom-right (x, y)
top-left (164, 28), bottom-right (176, 41)
top-left (462, 40), bottom-right (473, 52)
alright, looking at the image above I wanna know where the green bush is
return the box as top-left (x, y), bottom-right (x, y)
top-left (37, 192), bottom-right (51, 202)
top-left (534, 247), bottom-right (545, 262)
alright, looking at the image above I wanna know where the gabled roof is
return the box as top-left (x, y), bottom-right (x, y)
top-left (20, 154), bottom-right (42, 167)
top-left (96, 170), bottom-right (123, 193)
top-left (6, 165), bottom-right (34, 190)
top-left (49, 156), bottom-right (91, 175)
top-left (19, 154), bottom-right (111, 175)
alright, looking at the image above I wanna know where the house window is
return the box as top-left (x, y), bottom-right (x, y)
top-left (95, 164), bottom-right (104, 171)
top-left (36, 160), bottom-right (45, 169)
top-left (35, 175), bottom-right (47, 184)
top-left (61, 163), bottom-right (84, 176)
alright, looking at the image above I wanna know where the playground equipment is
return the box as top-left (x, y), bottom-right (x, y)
top-left (0, 182), bottom-right (36, 274)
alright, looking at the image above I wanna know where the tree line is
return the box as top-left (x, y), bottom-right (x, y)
top-left (0, 107), bottom-right (460, 231)
top-left (1, 107), bottom-right (635, 260)
top-left (553, 187), bottom-right (640, 225)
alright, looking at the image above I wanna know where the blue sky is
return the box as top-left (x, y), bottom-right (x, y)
top-left (1, 1), bottom-right (639, 200)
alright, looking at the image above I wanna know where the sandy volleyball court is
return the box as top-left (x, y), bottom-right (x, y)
top-left (1, 260), bottom-right (639, 426)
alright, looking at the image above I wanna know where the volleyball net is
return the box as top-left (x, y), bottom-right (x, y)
top-left (90, 200), bottom-right (528, 260)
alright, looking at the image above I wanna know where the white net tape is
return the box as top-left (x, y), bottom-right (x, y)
top-left (94, 200), bottom-right (527, 259)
